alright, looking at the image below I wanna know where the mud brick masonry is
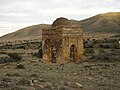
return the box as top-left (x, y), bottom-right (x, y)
top-left (42, 17), bottom-right (83, 63)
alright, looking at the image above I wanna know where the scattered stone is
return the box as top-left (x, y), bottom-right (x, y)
top-left (38, 84), bottom-right (44, 89)
top-left (33, 80), bottom-right (38, 83)
top-left (29, 80), bottom-right (34, 86)
top-left (87, 77), bottom-right (93, 80)
top-left (75, 83), bottom-right (83, 88)
top-left (34, 83), bottom-right (44, 89)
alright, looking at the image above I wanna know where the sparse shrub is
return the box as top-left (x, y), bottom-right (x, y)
top-left (100, 43), bottom-right (111, 48)
top-left (6, 73), bottom-right (21, 77)
top-left (92, 39), bottom-right (98, 45)
top-left (0, 57), bottom-right (12, 64)
top-left (0, 55), bottom-right (22, 64)
top-left (7, 52), bottom-right (22, 61)
top-left (99, 39), bottom-right (120, 49)
top-left (33, 52), bottom-right (38, 57)
top-left (104, 56), bottom-right (109, 61)
top-left (99, 49), bottom-right (106, 53)
top-left (33, 48), bottom-right (42, 58)
top-left (49, 68), bottom-right (52, 70)
top-left (12, 73), bottom-right (21, 77)
top-left (2, 78), bottom-right (11, 82)
top-left (30, 73), bottom-right (38, 77)
top-left (114, 44), bottom-right (120, 49)
top-left (17, 79), bottom-right (29, 85)
top-left (84, 48), bottom-right (94, 54)
top-left (93, 52), bottom-right (117, 62)
top-left (6, 73), bottom-right (12, 76)
top-left (16, 63), bottom-right (25, 69)
top-left (63, 81), bottom-right (69, 86)
top-left (84, 42), bottom-right (93, 48)
top-left (0, 45), bottom-right (12, 49)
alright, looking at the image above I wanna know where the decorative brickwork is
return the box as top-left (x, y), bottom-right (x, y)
top-left (42, 17), bottom-right (83, 63)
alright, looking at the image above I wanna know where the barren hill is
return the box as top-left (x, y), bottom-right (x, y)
top-left (77, 12), bottom-right (120, 33)
top-left (0, 12), bottom-right (120, 41)
top-left (0, 24), bottom-right (51, 41)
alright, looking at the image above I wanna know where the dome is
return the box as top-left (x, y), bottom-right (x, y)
top-left (52, 17), bottom-right (71, 27)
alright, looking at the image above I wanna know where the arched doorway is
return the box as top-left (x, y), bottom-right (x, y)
top-left (52, 47), bottom-right (56, 63)
top-left (70, 45), bottom-right (77, 62)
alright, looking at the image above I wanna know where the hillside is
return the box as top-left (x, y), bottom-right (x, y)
top-left (0, 12), bottom-right (120, 41)
top-left (78, 12), bottom-right (120, 33)
top-left (0, 24), bottom-right (51, 41)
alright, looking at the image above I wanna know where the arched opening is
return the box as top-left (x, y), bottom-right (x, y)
top-left (70, 45), bottom-right (77, 62)
top-left (51, 47), bottom-right (56, 63)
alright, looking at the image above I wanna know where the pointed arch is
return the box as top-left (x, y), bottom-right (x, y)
top-left (70, 45), bottom-right (77, 62)
top-left (51, 47), bottom-right (56, 63)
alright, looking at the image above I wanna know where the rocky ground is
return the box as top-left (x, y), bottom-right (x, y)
top-left (0, 60), bottom-right (120, 90)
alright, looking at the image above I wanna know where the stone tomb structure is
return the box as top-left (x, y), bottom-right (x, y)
top-left (42, 17), bottom-right (83, 63)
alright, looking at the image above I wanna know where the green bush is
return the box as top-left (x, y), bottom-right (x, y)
top-left (7, 52), bottom-right (22, 61)
top-left (33, 48), bottom-right (42, 58)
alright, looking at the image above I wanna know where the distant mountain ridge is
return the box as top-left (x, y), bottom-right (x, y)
top-left (78, 12), bottom-right (120, 33)
top-left (0, 12), bottom-right (120, 41)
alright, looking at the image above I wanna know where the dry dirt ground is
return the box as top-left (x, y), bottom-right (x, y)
top-left (0, 60), bottom-right (120, 90)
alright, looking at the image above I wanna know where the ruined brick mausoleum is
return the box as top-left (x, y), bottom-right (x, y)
top-left (42, 17), bottom-right (83, 63)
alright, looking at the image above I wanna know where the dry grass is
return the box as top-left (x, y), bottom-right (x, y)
top-left (0, 60), bottom-right (120, 90)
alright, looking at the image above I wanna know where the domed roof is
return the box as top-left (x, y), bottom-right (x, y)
top-left (52, 17), bottom-right (71, 27)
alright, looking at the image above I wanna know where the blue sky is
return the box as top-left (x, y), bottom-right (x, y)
top-left (0, 0), bottom-right (120, 36)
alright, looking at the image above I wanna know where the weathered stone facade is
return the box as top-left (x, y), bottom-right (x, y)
top-left (42, 17), bottom-right (83, 63)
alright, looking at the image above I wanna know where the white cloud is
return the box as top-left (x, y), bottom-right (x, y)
top-left (0, 0), bottom-right (120, 37)
top-left (1, 13), bottom-right (28, 17)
